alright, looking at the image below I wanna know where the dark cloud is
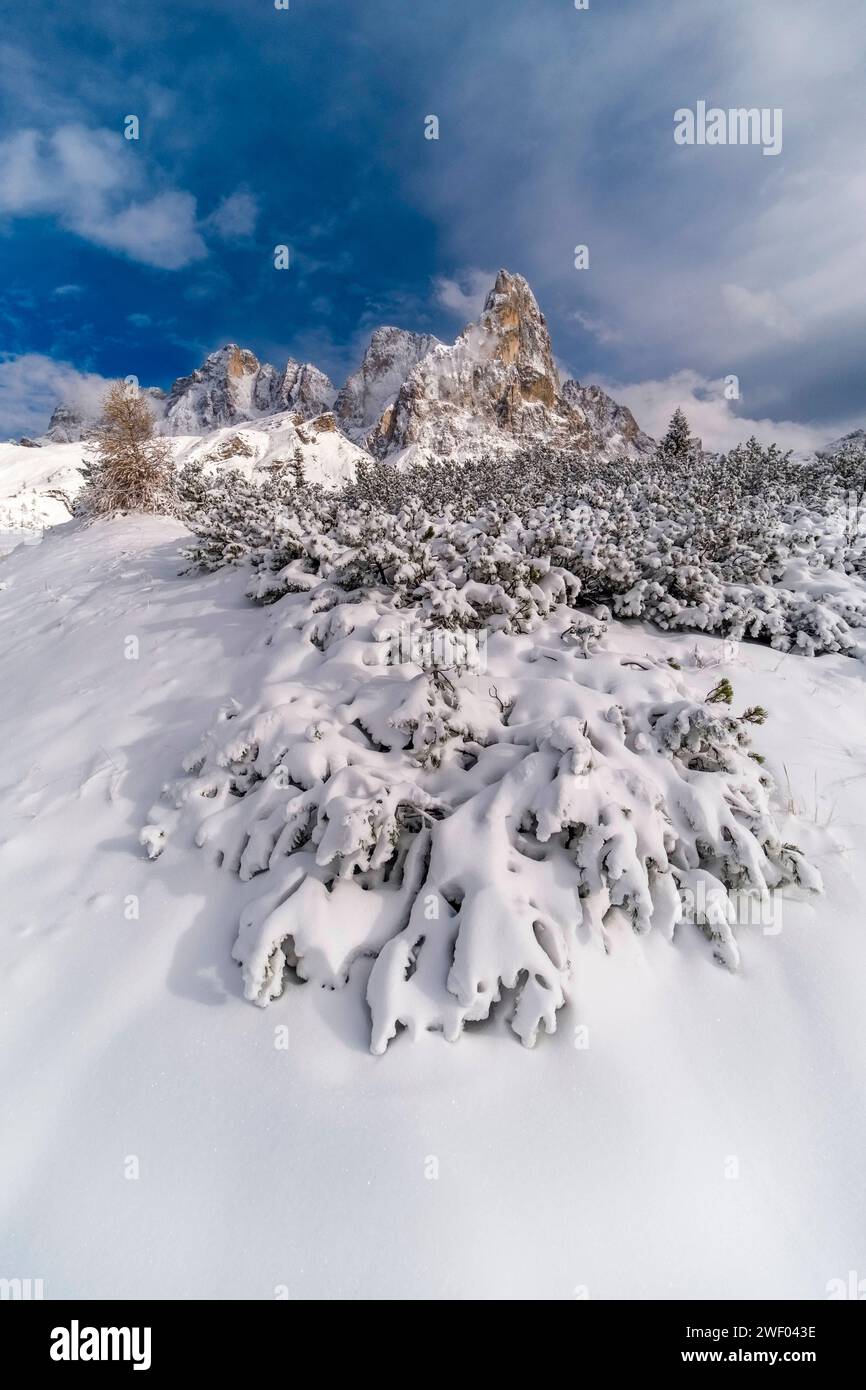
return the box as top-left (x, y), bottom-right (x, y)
top-left (1, 0), bottom-right (863, 443)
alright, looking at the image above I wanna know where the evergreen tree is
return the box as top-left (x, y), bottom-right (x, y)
top-left (660, 407), bottom-right (697, 463)
top-left (81, 382), bottom-right (177, 516)
top-left (290, 445), bottom-right (306, 488)
top-left (824, 441), bottom-right (866, 543)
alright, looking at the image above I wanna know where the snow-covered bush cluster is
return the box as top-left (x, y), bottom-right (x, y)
top-left (180, 436), bottom-right (866, 658)
top-left (140, 428), bottom-right (860, 1051)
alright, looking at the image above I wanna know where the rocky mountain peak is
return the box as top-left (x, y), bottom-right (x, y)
top-left (277, 361), bottom-right (336, 418)
top-left (163, 345), bottom-right (334, 434)
top-left (366, 269), bottom-right (618, 458)
top-left (44, 402), bottom-right (96, 444)
top-left (476, 269), bottom-right (559, 400)
top-left (224, 345), bottom-right (260, 378)
top-left (334, 326), bottom-right (440, 442)
top-left (180, 344), bottom-right (262, 388)
top-left (163, 344), bottom-right (260, 433)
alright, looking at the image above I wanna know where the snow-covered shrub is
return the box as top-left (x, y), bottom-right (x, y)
top-left (181, 436), bottom-right (866, 658)
top-left (143, 595), bottom-right (821, 1051)
top-left (179, 459), bottom-right (330, 575)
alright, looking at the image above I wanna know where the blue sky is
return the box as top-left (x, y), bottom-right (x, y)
top-left (1, 0), bottom-right (864, 446)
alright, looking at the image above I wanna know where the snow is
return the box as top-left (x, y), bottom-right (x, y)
top-left (0, 440), bottom-right (85, 528)
top-left (170, 413), bottom-right (368, 489)
top-left (1, 516), bottom-right (865, 1297)
top-left (0, 528), bottom-right (42, 558)
top-left (0, 416), bottom-right (369, 530)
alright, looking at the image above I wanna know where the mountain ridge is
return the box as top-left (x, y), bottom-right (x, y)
top-left (37, 270), bottom-right (653, 463)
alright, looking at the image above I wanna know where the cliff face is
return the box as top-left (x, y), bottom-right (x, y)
top-left (334, 326), bottom-right (441, 443)
top-left (366, 271), bottom-right (653, 461)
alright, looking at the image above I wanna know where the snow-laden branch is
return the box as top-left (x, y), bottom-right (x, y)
top-left (143, 592), bottom-right (820, 1051)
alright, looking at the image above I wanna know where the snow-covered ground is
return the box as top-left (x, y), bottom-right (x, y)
top-left (0, 442), bottom-right (85, 530)
top-left (0, 530), bottom-right (43, 559)
top-left (1, 516), bottom-right (864, 1298)
top-left (0, 418), bottom-right (368, 532)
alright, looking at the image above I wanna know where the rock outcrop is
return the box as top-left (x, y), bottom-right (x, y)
top-left (334, 327), bottom-right (440, 443)
top-left (560, 380), bottom-right (654, 457)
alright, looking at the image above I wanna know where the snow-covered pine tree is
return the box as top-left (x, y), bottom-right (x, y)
top-left (80, 382), bottom-right (177, 516)
top-left (290, 446), bottom-right (306, 488)
top-left (824, 441), bottom-right (866, 548)
top-left (659, 407), bottom-right (699, 464)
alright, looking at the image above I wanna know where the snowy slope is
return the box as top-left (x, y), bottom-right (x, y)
top-left (169, 410), bottom-right (369, 488)
top-left (0, 440), bottom-right (87, 528)
top-left (1, 518), bottom-right (864, 1297)
top-left (0, 413), bottom-right (370, 528)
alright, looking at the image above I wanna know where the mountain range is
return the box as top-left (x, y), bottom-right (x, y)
top-left (38, 270), bottom-right (654, 464)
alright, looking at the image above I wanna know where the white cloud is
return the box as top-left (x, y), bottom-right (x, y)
top-left (434, 268), bottom-right (496, 320)
top-left (595, 369), bottom-right (852, 454)
top-left (0, 353), bottom-right (113, 439)
top-left (569, 309), bottom-right (623, 346)
top-left (0, 124), bottom-right (207, 269)
top-left (95, 191), bottom-right (205, 270)
top-left (721, 284), bottom-right (801, 342)
top-left (206, 189), bottom-right (259, 240)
